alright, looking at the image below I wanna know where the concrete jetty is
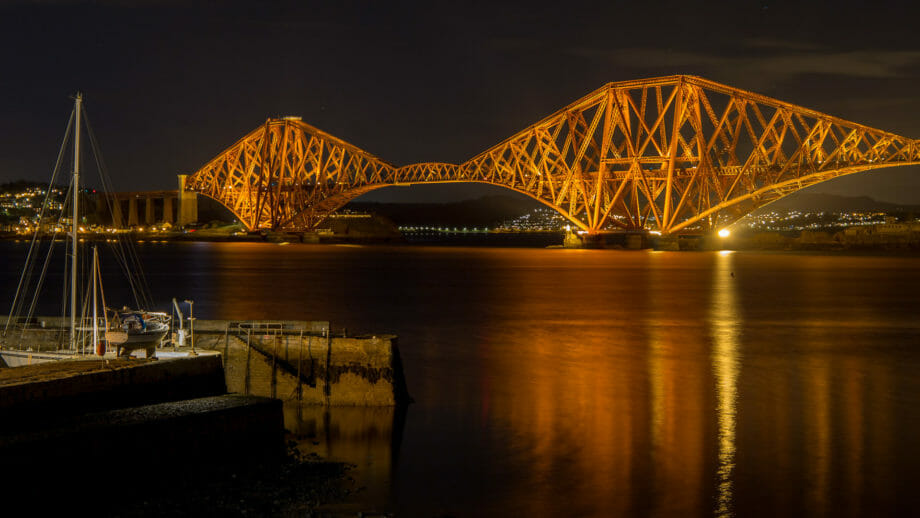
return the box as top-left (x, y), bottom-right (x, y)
top-left (0, 317), bottom-right (409, 512)
top-left (193, 319), bottom-right (411, 406)
top-left (1, 316), bottom-right (411, 406)
top-left (0, 354), bottom-right (226, 416)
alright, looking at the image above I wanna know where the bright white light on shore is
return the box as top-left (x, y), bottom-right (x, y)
top-left (718, 229), bottom-right (731, 238)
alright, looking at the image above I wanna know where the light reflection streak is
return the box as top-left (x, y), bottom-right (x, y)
top-left (800, 274), bottom-right (832, 517)
top-left (645, 255), bottom-right (707, 515)
top-left (711, 251), bottom-right (740, 517)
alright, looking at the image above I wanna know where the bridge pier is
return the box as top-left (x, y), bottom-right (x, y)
top-left (100, 191), bottom-right (179, 229)
top-left (651, 236), bottom-right (680, 251)
top-left (648, 234), bottom-right (725, 251)
top-left (163, 196), bottom-right (174, 224)
top-left (127, 197), bottom-right (139, 226)
top-left (111, 198), bottom-right (124, 228)
top-left (564, 231), bottom-right (650, 249)
top-left (145, 195), bottom-right (155, 225)
top-left (565, 231), bottom-right (731, 251)
top-left (178, 174), bottom-right (198, 227)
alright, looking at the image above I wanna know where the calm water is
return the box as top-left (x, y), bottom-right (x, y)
top-left (3, 241), bottom-right (920, 516)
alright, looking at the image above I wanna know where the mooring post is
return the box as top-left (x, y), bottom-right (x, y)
top-left (284, 332), bottom-right (289, 363)
top-left (223, 322), bottom-right (229, 360)
top-left (307, 334), bottom-right (315, 388)
top-left (244, 329), bottom-right (252, 396)
top-left (297, 329), bottom-right (304, 403)
top-left (324, 324), bottom-right (332, 402)
top-left (270, 329), bottom-right (277, 399)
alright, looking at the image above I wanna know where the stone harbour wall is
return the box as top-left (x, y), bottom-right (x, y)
top-left (0, 317), bottom-right (410, 407)
top-left (192, 320), bottom-right (410, 407)
top-left (0, 354), bottom-right (227, 416)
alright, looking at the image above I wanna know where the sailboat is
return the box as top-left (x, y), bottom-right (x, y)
top-left (4, 92), bottom-right (170, 358)
top-left (105, 307), bottom-right (170, 358)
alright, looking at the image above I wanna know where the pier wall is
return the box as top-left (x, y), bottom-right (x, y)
top-left (1, 317), bottom-right (70, 353)
top-left (0, 354), bottom-right (227, 416)
top-left (0, 317), bottom-right (409, 407)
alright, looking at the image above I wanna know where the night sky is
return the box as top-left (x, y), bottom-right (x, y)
top-left (2, 0), bottom-right (920, 203)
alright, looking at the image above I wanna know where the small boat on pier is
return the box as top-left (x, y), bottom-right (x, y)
top-left (3, 93), bottom-right (173, 359)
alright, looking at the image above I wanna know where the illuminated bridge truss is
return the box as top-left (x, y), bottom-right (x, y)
top-left (186, 76), bottom-right (920, 234)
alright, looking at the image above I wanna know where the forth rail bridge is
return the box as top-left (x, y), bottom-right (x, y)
top-left (121, 75), bottom-right (920, 242)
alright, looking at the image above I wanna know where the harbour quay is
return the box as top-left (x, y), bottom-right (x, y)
top-left (0, 316), bottom-right (411, 406)
top-left (0, 317), bottom-right (409, 511)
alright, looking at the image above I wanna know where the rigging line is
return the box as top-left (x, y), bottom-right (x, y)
top-left (97, 256), bottom-right (109, 331)
top-left (78, 261), bottom-right (95, 352)
top-left (108, 238), bottom-right (140, 306)
top-left (8, 236), bottom-right (42, 328)
top-left (82, 109), bottom-right (143, 306)
top-left (84, 108), bottom-right (155, 309)
top-left (107, 230), bottom-right (149, 309)
top-left (112, 226), bottom-right (152, 309)
top-left (57, 181), bottom-right (75, 348)
top-left (82, 108), bottom-right (122, 222)
top-left (10, 180), bottom-right (71, 333)
top-left (128, 238), bottom-right (153, 308)
top-left (23, 228), bottom-right (63, 326)
top-left (59, 249), bottom-right (69, 348)
top-left (60, 178), bottom-right (76, 301)
top-left (100, 227), bottom-right (141, 307)
top-left (116, 212), bottom-right (154, 308)
top-left (5, 110), bottom-right (75, 334)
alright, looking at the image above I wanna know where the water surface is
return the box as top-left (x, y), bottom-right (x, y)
top-left (2, 241), bottom-right (919, 516)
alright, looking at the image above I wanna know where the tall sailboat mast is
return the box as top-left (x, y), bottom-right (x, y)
top-left (70, 92), bottom-right (82, 351)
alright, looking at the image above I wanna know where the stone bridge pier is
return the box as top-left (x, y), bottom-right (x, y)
top-left (109, 190), bottom-right (177, 228)
top-left (103, 176), bottom-right (198, 228)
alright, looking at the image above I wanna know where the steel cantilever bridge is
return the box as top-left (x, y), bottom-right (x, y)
top-left (185, 75), bottom-right (920, 235)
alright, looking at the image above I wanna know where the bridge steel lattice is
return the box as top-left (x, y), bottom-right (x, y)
top-left (186, 76), bottom-right (920, 234)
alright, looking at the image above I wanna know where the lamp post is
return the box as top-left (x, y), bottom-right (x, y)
top-left (184, 299), bottom-right (196, 355)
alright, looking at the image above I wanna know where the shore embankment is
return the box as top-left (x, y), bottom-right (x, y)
top-left (0, 353), bottom-right (356, 514)
top-left (0, 356), bottom-right (283, 500)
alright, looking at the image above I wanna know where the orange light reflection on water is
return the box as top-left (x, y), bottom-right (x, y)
top-left (178, 244), bottom-right (912, 516)
top-left (711, 249), bottom-right (740, 517)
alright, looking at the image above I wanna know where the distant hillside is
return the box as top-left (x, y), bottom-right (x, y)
top-left (345, 192), bottom-right (920, 227)
top-left (756, 193), bottom-right (920, 214)
top-left (346, 195), bottom-right (542, 227)
top-left (0, 180), bottom-right (66, 193)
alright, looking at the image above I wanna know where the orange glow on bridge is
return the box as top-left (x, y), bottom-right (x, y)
top-left (186, 75), bottom-right (920, 234)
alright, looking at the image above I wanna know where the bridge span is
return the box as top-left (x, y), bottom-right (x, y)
top-left (181, 75), bottom-right (920, 235)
